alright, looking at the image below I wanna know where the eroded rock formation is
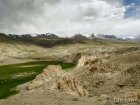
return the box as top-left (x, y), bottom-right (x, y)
top-left (27, 65), bottom-right (88, 96)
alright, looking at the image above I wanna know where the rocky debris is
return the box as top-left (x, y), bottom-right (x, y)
top-left (27, 65), bottom-right (88, 97)
top-left (76, 55), bottom-right (99, 68)
top-left (76, 54), bottom-right (110, 68)
top-left (72, 52), bottom-right (140, 98)
top-left (114, 46), bottom-right (140, 55)
top-left (74, 55), bottom-right (109, 75)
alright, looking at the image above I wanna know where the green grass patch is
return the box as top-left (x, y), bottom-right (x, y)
top-left (0, 61), bottom-right (75, 99)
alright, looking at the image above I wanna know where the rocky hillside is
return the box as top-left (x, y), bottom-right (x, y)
top-left (0, 43), bottom-right (139, 105)
top-left (0, 33), bottom-right (140, 105)
top-left (0, 38), bottom-right (48, 65)
top-left (74, 49), bottom-right (140, 96)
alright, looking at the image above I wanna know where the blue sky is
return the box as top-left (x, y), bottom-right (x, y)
top-left (124, 0), bottom-right (140, 18)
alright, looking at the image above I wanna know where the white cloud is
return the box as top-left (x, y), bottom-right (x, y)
top-left (113, 19), bottom-right (140, 36)
top-left (0, 0), bottom-right (140, 36)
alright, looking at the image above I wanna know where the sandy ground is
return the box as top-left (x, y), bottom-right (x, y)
top-left (0, 90), bottom-right (109, 105)
top-left (0, 89), bottom-right (139, 105)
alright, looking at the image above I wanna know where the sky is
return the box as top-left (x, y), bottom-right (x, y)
top-left (0, 0), bottom-right (140, 37)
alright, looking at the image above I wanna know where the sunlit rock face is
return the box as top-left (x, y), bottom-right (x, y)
top-left (27, 65), bottom-right (88, 97)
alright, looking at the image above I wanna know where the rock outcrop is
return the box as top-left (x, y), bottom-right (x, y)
top-left (27, 65), bottom-right (88, 97)
top-left (73, 52), bottom-right (140, 97)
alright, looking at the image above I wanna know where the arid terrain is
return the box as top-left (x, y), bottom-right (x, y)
top-left (0, 36), bottom-right (140, 105)
top-left (0, 0), bottom-right (140, 104)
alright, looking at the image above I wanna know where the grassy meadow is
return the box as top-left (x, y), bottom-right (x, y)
top-left (0, 61), bottom-right (75, 99)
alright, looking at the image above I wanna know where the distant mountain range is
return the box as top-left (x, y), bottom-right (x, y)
top-left (121, 35), bottom-right (140, 42)
top-left (35, 33), bottom-right (60, 39)
top-left (134, 35), bottom-right (140, 42)
top-left (0, 32), bottom-right (139, 47)
top-left (89, 33), bottom-right (140, 42)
